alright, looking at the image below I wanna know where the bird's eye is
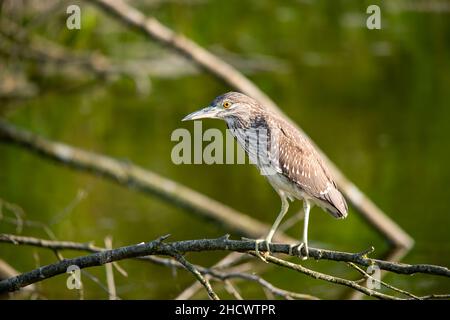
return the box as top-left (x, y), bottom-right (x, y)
top-left (223, 101), bottom-right (231, 109)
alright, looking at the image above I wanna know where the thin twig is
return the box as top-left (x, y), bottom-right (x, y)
top-left (0, 199), bottom-right (25, 234)
top-left (223, 280), bottom-right (243, 300)
top-left (347, 262), bottom-right (420, 300)
top-left (263, 254), bottom-right (401, 300)
top-left (171, 252), bottom-right (219, 300)
top-left (208, 270), bottom-right (319, 300)
top-left (418, 294), bottom-right (450, 300)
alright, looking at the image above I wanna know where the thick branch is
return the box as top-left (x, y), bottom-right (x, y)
top-left (1, 233), bottom-right (448, 295)
top-left (0, 234), bottom-right (319, 300)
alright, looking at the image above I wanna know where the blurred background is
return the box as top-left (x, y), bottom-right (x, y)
top-left (0, 0), bottom-right (449, 299)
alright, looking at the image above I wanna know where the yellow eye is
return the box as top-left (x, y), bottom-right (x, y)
top-left (223, 101), bottom-right (231, 108)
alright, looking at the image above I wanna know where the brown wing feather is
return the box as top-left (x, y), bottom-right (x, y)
top-left (271, 115), bottom-right (348, 218)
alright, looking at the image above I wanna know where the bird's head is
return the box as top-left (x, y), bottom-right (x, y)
top-left (182, 92), bottom-right (260, 122)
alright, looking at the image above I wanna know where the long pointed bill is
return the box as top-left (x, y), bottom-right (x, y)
top-left (182, 106), bottom-right (220, 121)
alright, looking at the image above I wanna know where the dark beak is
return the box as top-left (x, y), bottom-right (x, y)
top-left (182, 106), bottom-right (220, 121)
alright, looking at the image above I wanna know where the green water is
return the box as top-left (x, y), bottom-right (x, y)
top-left (1, 0), bottom-right (449, 299)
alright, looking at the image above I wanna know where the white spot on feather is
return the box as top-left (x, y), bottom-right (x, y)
top-left (320, 182), bottom-right (333, 195)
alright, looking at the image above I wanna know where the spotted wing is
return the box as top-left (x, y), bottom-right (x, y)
top-left (271, 118), bottom-right (348, 218)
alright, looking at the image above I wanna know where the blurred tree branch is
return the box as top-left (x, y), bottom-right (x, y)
top-left (0, 233), bottom-right (449, 300)
top-left (0, 17), bottom-right (286, 99)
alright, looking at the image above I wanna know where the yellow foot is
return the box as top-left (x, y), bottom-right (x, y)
top-left (289, 243), bottom-right (309, 261)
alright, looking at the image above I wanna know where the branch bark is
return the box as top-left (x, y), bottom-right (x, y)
top-left (0, 233), bottom-right (319, 300)
top-left (1, 233), bottom-right (448, 296)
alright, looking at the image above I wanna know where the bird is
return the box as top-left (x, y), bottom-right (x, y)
top-left (182, 92), bottom-right (348, 261)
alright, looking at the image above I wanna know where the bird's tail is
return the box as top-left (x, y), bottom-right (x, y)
top-left (323, 188), bottom-right (348, 219)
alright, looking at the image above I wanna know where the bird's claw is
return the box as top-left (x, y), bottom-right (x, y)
top-left (255, 239), bottom-right (271, 263)
top-left (289, 242), bottom-right (309, 260)
top-left (242, 238), bottom-right (271, 263)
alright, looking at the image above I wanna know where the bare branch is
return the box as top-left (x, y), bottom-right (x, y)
top-left (1, 233), bottom-right (448, 278)
top-left (419, 294), bottom-right (450, 300)
top-left (263, 254), bottom-right (400, 300)
top-left (347, 262), bottom-right (420, 300)
top-left (171, 251), bottom-right (219, 300)
top-left (223, 280), bottom-right (243, 300)
top-left (210, 270), bottom-right (319, 300)
top-left (1, 233), bottom-right (449, 298)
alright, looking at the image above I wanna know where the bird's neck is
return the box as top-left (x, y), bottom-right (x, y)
top-left (225, 115), bottom-right (273, 167)
top-left (225, 114), bottom-right (268, 131)
top-left (225, 115), bottom-right (248, 131)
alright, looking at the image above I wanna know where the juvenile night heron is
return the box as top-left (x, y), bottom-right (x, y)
top-left (182, 92), bottom-right (348, 260)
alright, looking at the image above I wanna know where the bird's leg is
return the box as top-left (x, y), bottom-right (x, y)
top-left (289, 199), bottom-right (310, 260)
top-left (254, 194), bottom-right (289, 263)
top-left (302, 199), bottom-right (310, 259)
